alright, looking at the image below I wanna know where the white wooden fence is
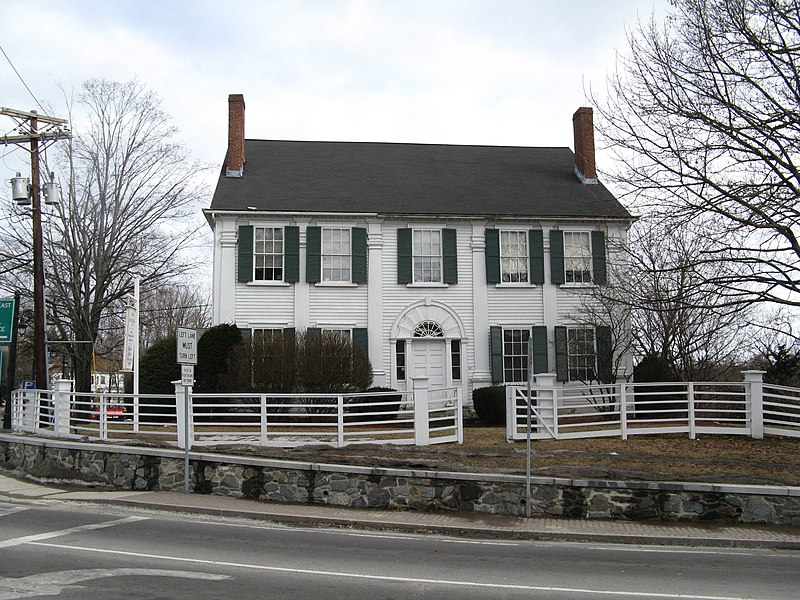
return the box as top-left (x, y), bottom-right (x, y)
top-left (507, 371), bottom-right (800, 441)
top-left (10, 377), bottom-right (462, 448)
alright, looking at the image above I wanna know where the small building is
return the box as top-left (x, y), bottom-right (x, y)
top-left (205, 95), bottom-right (634, 402)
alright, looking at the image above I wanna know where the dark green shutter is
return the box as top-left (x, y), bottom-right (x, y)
top-left (353, 328), bottom-right (368, 355)
top-left (596, 325), bottom-right (613, 383)
top-left (306, 327), bottom-right (321, 338)
top-left (485, 229), bottom-right (500, 284)
top-left (283, 327), bottom-right (296, 344)
top-left (397, 228), bottom-right (412, 284)
top-left (591, 231), bottom-right (607, 285)
top-left (238, 327), bottom-right (252, 344)
top-left (352, 227), bottom-right (367, 284)
top-left (531, 326), bottom-right (548, 374)
top-left (554, 326), bottom-right (568, 382)
top-left (490, 326), bottom-right (503, 384)
top-left (284, 226), bottom-right (300, 283)
top-left (306, 226), bottom-right (321, 284)
top-left (550, 230), bottom-right (565, 285)
top-left (529, 230), bottom-right (545, 285)
top-left (237, 225), bottom-right (254, 283)
top-left (442, 228), bottom-right (458, 284)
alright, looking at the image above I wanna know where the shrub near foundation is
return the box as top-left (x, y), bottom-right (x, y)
top-left (472, 386), bottom-right (506, 425)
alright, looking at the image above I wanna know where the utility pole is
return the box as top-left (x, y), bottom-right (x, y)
top-left (2, 107), bottom-right (71, 390)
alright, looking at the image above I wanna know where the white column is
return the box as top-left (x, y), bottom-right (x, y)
top-left (173, 380), bottom-right (193, 449)
top-left (53, 379), bottom-right (72, 437)
top-left (470, 222), bottom-right (491, 389)
top-left (215, 219), bottom-right (238, 325)
top-left (367, 220), bottom-right (386, 385)
top-left (742, 370), bottom-right (765, 439)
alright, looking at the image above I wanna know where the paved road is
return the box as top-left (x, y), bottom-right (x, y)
top-left (0, 499), bottom-right (797, 599)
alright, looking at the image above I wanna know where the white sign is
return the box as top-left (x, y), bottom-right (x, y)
top-left (181, 364), bottom-right (194, 386)
top-left (121, 300), bottom-right (138, 371)
top-left (176, 327), bottom-right (197, 365)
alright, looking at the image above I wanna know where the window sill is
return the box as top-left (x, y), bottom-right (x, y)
top-left (494, 282), bottom-right (536, 288)
top-left (406, 282), bottom-right (450, 288)
top-left (246, 281), bottom-right (292, 287)
top-left (559, 282), bottom-right (596, 289)
top-left (314, 282), bottom-right (360, 288)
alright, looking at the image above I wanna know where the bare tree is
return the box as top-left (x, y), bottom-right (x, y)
top-left (579, 221), bottom-right (758, 381)
top-left (595, 0), bottom-right (800, 308)
top-left (0, 79), bottom-right (208, 392)
top-left (138, 282), bottom-right (211, 351)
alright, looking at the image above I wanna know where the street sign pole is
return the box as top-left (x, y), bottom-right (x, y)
top-left (176, 327), bottom-right (197, 494)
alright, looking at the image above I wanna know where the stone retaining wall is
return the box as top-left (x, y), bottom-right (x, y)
top-left (2, 434), bottom-right (798, 525)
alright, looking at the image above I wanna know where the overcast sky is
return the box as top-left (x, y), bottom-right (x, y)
top-left (0, 0), bottom-right (667, 292)
top-left (1, 1), bottom-right (667, 181)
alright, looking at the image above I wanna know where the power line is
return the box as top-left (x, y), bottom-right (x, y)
top-left (0, 43), bottom-right (45, 113)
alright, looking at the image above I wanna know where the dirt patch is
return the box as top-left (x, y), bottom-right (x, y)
top-left (201, 427), bottom-right (800, 486)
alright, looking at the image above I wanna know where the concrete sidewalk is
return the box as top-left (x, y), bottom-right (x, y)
top-left (1, 471), bottom-right (799, 550)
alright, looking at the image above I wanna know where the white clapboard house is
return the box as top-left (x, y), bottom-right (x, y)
top-left (205, 95), bottom-right (634, 403)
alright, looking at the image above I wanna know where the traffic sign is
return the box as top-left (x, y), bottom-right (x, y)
top-left (181, 364), bottom-right (194, 386)
top-left (0, 297), bottom-right (15, 343)
top-left (176, 327), bottom-right (197, 365)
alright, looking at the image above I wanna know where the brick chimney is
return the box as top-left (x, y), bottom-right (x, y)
top-left (226, 94), bottom-right (245, 177)
top-left (572, 107), bottom-right (597, 184)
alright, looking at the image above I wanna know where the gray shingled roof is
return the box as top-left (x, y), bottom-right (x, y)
top-left (208, 140), bottom-right (632, 219)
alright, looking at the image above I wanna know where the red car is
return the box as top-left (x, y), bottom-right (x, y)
top-left (90, 404), bottom-right (127, 420)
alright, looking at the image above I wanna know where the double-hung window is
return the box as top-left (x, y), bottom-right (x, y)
top-left (254, 227), bottom-right (284, 281)
top-left (550, 230), bottom-right (605, 285)
top-left (564, 232), bottom-right (592, 284)
top-left (413, 229), bottom-right (442, 283)
top-left (322, 228), bottom-right (351, 282)
top-left (566, 327), bottom-right (596, 381)
top-left (503, 328), bottom-right (530, 383)
top-left (500, 231), bottom-right (528, 283)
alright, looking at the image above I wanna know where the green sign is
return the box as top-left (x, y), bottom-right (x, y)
top-left (0, 297), bottom-right (15, 343)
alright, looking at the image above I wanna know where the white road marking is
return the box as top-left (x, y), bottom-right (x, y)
top-left (0, 507), bottom-right (28, 517)
top-left (0, 516), bottom-right (147, 549)
top-left (0, 568), bottom-right (228, 600)
top-left (31, 541), bottom-right (775, 600)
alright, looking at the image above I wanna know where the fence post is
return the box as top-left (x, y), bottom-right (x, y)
top-left (260, 394), bottom-right (268, 445)
top-left (742, 370), bottom-right (765, 440)
top-left (618, 376), bottom-right (628, 440)
top-left (52, 379), bottom-right (73, 437)
top-left (173, 380), bottom-right (189, 449)
top-left (337, 394), bottom-right (345, 447)
top-left (688, 382), bottom-right (696, 440)
top-left (456, 387), bottom-right (464, 444)
top-left (412, 377), bottom-right (430, 446)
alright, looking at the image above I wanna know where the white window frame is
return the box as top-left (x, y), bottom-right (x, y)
top-left (500, 230), bottom-right (529, 283)
top-left (321, 227), bottom-right (352, 282)
top-left (413, 229), bottom-right (442, 283)
top-left (254, 226), bottom-right (284, 282)
top-left (563, 231), bottom-right (592, 284)
top-left (567, 327), bottom-right (597, 382)
top-left (503, 328), bottom-right (530, 383)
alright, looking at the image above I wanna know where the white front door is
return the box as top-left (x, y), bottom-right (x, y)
top-left (411, 340), bottom-right (447, 388)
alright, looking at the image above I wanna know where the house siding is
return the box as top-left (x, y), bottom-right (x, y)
top-left (211, 213), bottom-right (631, 406)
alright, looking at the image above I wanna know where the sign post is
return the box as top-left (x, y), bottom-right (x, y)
top-left (176, 327), bottom-right (197, 493)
